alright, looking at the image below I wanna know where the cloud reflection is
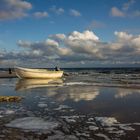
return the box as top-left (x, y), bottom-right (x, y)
top-left (115, 88), bottom-right (140, 98)
top-left (46, 86), bottom-right (99, 102)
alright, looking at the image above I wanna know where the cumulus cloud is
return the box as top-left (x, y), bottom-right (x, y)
top-left (67, 30), bottom-right (99, 41)
top-left (1, 30), bottom-right (140, 67)
top-left (16, 30), bottom-right (102, 62)
top-left (46, 39), bottom-right (59, 47)
top-left (18, 40), bottom-right (32, 48)
top-left (18, 30), bottom-right (140, 63)
top-left (114, 31), bottom-right (133, 41)
top-left (69, 9), bottom-right (81, 17)
top-left (33, 11), bottom-right (49, 18)
top-left (0, 0), bottom-right (32, 20)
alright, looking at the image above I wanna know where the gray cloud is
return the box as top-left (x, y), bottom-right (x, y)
top-left (110, 0), bottom-right (140, 18)
top-left (110, 7), bottom-right (125, 17)
top-left (0, 0), bottom-right (32, 20)
top-left (87, 20), bottom-right (106, 30)
top-left (1, 30), bottom-right (140, 67)
top-left (122, 0), bottom-right (135, 11)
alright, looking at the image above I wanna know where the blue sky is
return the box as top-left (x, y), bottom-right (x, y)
top-left (0, 0), bottom-right (140, 67)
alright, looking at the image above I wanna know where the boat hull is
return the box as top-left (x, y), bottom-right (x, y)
top-left (15, 67), bottom-right (63, 79)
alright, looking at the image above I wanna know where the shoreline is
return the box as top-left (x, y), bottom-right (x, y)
top-left (0, 72), bottom-right (17, 78)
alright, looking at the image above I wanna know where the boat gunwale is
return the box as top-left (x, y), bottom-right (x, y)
top-left (15, 67), bottom-right (63, 74)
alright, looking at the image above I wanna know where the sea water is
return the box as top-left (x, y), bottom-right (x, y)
top-left (0, 68), bottom-right (140, 140)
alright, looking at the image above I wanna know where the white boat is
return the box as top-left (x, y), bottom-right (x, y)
top-left (14, 67), bottom-right (63, 79)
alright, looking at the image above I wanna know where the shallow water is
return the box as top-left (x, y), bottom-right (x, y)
top-left (0, 69), bottom-right (140, 140)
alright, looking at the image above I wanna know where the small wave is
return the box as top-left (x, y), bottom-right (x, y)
top-left (64, 82), bottom-right (140, 89)
top-left (65, 82), bottom-right (90, 86)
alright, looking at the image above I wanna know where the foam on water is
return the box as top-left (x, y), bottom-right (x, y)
top-left (65, 69), bottom-right (140, 89)
top-left (65, 82), bottom-right (90, 86)
top-left (64, 81), bottom-right (140, 89)
top-left (54, 105), bottom-right (71, 110)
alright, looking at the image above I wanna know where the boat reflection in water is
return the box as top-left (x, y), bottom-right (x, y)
top-left (15, 78), bottom-right (63, 91)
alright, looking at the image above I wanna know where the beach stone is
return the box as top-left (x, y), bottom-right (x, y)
top-left (76, 132), bottom-right (90, 137)
top-left (86, 121), bottom-right (96, 125)
top-left (88, 118), bottom-right (94, 121)
top-left (65, 135), bottom-right (78, 140)
top-left (62, 125), bottom-right (70, 133)
top-left (89, 125), bottom-right (99, 131)
top-left (108, 130), bottom-right (125, 136)
top-left (118, 124), bottom-right (135, 131)
top-left (47, 134), bottom-right (64, 140)
top-left (38, 102), bottom-right (48, 108)
top-left (95, 133), bottom-right (111, 140)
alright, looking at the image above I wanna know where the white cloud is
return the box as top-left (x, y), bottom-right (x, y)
top-left (49, 34), bottom-right (66, 40)
top-left (131, 35), bottom-right (140, 50)
top-left (32, 50), bottom-right (43, 56)
top-left (50, 6), bottom-right (64, 15)
top-left (33, 11), bottom-right (49, 18)
top-left (45, 39), bottom-right (59, 47)
top-left (69, 9), bottom-right (81, 17)
top-left (0, 0), bottom-right (32, 20)
top-left (67, 30), bottom-right (99, 41)
top-left (16, 30), bottom-right (101, 61)
top-left (16, 30), bottom-right (140, 65)
top-left (114, 31), bottom-right (133, 41)
top-left (1, 30), bottom-right (140, 67)
top-left (110, 7), bottom-right (125, 17)
top-left (18, 40), bottom-right (32, 48)
top-left (110, 0), bottom-right (140, 18)
top-left (109, 31), bottom-right (140, 54)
